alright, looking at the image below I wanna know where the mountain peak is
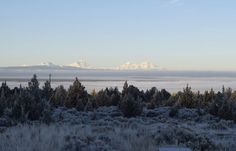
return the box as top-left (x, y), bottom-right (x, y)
top-left (116, 61), bottom-right (159, 70)
top-left (40, 62), bottom-right (59, 67)
top-left (68, 60), bottom-right (91, 69)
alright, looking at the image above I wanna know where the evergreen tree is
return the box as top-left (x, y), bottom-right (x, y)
top-left (122, 81), bottom-right (128, 96)
top-left (65, 78), bottom-right (88, 109)
top-left (91, 89), bottom-right (97, 97)
top-left (28, 74), bottom-right (39, 91)
top-left (42, 80), bottom-right (53, 101)
top-left (180, 84), bottom-right (195, 108)
top-left (28, 74), bottom-right (41, 102)
top-left (120, 93), bottom-right (143, 118)
top-left (0, 88), bottom-right (6, 116)
top-left (95, 89), bottom-right (111, 106)
top-left (50, 85), bottom-right (67, 107)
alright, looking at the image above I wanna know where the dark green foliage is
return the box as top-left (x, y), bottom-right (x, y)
top-left (119, 81), bottom-right (144, 117)
top-left (42, 80), bottom-right (53, 101)
top-left (1, 75), bottom-right (236, 122)
top-left (176, 85), bottom-right (196, 108)
top-left (165, 93), bottom-right (180, 106)
top-left (28, 74), bottom-right (41, 104)
top-left (0, 88), bottom-right (6, 117)
top-left (28, 74), bottom-right (39, 90)
top-left (65, 78), bottom-right (88, 110)
top-left (231, 103), bottom-right (236, 121)
top-left (218, 100), bottom-right (232, 120)
top-left (0, 81), bottom-right (11, 99)
top-left (122, 82), bottom-right (145, 101)
top-left (145, 87), bottom-right (157, 102)
top-left (150, 89), bottom-right (171, 107)
top-left (144, 87), bottom-right (171, 108)
top-left (95, 89), bottom-right (110, 106)
top-left (40, 99), bottom-right (53, 124)
top-left (122, 80), bottom-right (128, 97)
top-left (208, 87), bottom-right (236, 121)
top-left (95, 87), bottom-right (121, 107)
top-left (50, 85), bottom-right (67, 107)
top-left (120, 93), bottom-right (143, 118)
top-left (8, 75), bottom-right (52, 122)
top-left (84, 98), bottom-right (95, 112)
top-left (11, 89), bottom-right (29, 120)
top-left (109, 87), bottom-right (121, 106)
top-left (0, 104), bottom-right (4, 117)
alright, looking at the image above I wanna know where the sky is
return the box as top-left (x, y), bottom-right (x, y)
top-left (0, 0), bottom-right (236, 71)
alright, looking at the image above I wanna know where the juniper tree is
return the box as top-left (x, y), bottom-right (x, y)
top-left (42, 80), bottom-right (53, 101)
top-left (120, 93), bottom-right (143, 118)
top-left (50, 85), bottom-right (67, 107)
top-left (65, 78), bottom-right (88, 109)
top-left (28, 74), bottom-right (41, 102)
top-left (0, 88), bottom-right (6, 116)
top-left (122, 81), bottom-right (128, 97)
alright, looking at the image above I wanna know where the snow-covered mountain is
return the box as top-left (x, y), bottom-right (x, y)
top-left (39, 62), bottom-right (61, 67)
top-left (68, 60), bottom-right (91, 69)
top-left (1, 62), bottom-right (62, 70)
top-left (0, 61), bottom-right (94, 70)
top-left (0, 61), bottom-right (160, 71)
top-left (116, 61), bottom-right (159, 70)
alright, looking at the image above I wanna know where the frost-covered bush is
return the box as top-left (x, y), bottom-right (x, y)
top-left (169, 106), bottom-right (179, 117)
top-left (154, 126), bottom-right (217, 151)
top-left (146, 101), bottom-right (155, 109)
top-left (0, 124), bottom-right (157, 151)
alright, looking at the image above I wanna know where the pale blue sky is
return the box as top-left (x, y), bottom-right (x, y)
top-left (0, 0), bottom-right (236, 70)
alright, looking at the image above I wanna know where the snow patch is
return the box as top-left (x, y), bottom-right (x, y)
top-left (68, 60), bottom-right (91, 69)
top-left (116, 61), bottom-right (159, 70)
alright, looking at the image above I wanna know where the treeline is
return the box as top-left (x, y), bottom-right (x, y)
top-left (1, 74), bottom-right (236, 122)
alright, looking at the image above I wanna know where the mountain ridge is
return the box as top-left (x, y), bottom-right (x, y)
top-left (0, 61), bottom-right (160, 71)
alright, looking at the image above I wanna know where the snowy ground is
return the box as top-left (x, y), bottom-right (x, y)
top-left (0, 107), bottom-right (236, 151)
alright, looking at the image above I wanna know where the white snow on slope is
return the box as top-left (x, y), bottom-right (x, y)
top-left (5, 60), bottom-right (161, 70)
top-left (40, 62), bottom-right (60, 67)
top-left (68, 60), bottom-right (91, 69)
top-left (116, 61), bottom-right (159, 70)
